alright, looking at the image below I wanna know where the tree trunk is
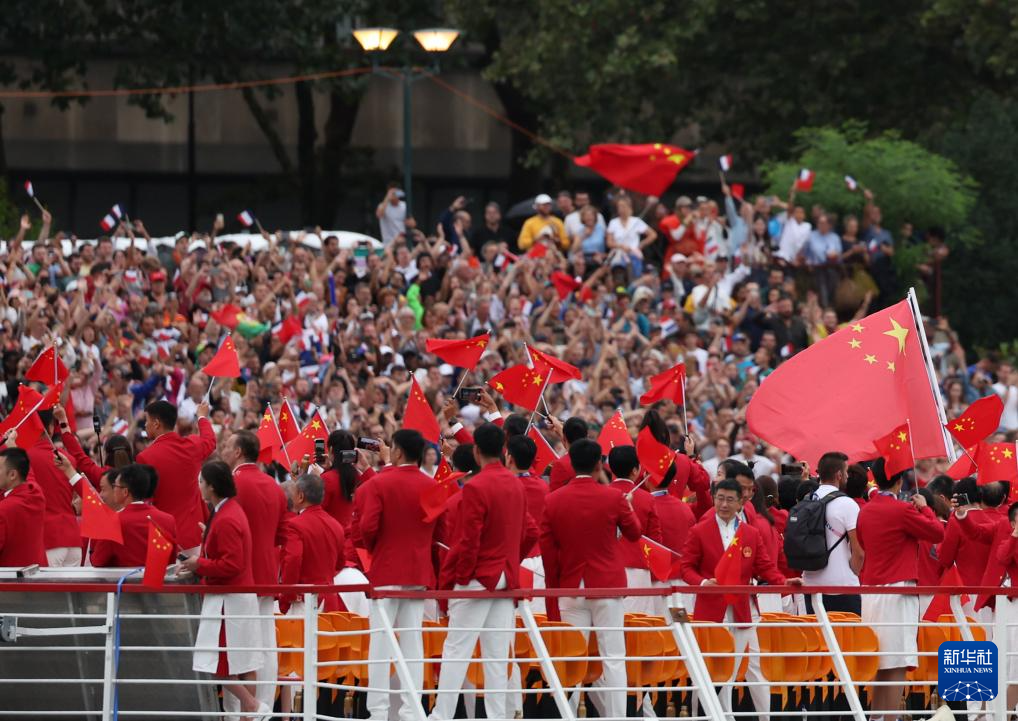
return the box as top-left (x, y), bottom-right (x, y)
top-left (0, 103), bottom-right (7, 177)
top-left (295, 80), bottom-right (318, 225)
top-left (315, 89), bottom-right (361, 228)
top-left (241, 87), bottom-right (293, 174)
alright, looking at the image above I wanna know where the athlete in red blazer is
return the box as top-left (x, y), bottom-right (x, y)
top-left (0, 447), bottom-right (47, 567)
top-left (279, 478), bottom-right (346, 612)
top-left (138, 400), bottom-right (217, 552)
top-left (92, 501), bottom-right (177, 567)
top-left (856, 492), bottom-right (945, 586)
top-left (610, 478), bottom-right (663, 569)
top-left (25, 432), bottom-right (81, 554)
top-left (992, 507), bottom-right (1018, 589)
top-left (938, 508), bottom-right (993, 586)
top-left (652, 491), bottom-right (696, 577)
top-left (958, 503), bottom-right (1014, 611)
top-left (192, 496), bottom-right (254, 586)
top-left (322, 466), bottom-right (374, 529)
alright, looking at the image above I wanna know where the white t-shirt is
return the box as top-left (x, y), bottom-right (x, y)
top-left (776, 217), bottom-right (812, 263)
top-left (728, 453), bottom-right (776, 479)
top-left (801, 484), bottom-right (860, 587)
top-left (379, 200), bottom-right (407, 245)
top-left (565, 209), bottom-right (606, 239)
top-left (607, 216), bottom-right (649, 254)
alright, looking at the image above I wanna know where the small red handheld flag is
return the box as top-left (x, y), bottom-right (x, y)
top-left (0, 385), bottom-right (46, 449)
top-left (946, 447), bottom-right (977, 480)
top-left (277, 399), bottom-right (300, 444)
top-left (143, 518), bottom-right (176, 589)
top-left (40, 379), bottom-right (66, 410)
top-left (425, 333), bottom-right (490, 371)
top-left (79, 479), bottom-right (123, 543)
top-left (549, 271), bottom-right (582, 301)
top-left (598, 411), bottom-right (633, 456)
top-left (403, 377), bottom-right (441, 443)
top-left (946, 395), bottom-right (1004, 449)
top-left (526, 242), bottom-right (549, 259)
top-left (275, 411), bottom-right (328, 467)
top-left (975, 442), bottom-right (1018, 485)
top-left (639, 363), bottom-right (686, 406)
top-left (256, 404), bottom-right (282, 464)
top-left (25, 346), bottom-right (69, 385)
top-left (421, 459), bottom-right (465, 522)
top-left (636, 427), bottom-right (675, 481)
top-left (794, 168), bottom-right (815, 191)
top-left (202, 335), bottom-right (241, 378)
top-left (527, 345), bottom-right (581, 383)
top-left (921, 566), bottom-right (969, 622)
top-left (872, 422), bottom-right (914, 478)
top-left (528, 427), bottom-right (559, 475)
top-left (713, 525), bottom-right (746, 605)
top-left (488, 359), bottom-right (552, 412)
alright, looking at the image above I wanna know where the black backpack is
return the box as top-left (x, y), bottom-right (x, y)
top-left (783, 490), bottom-right (847, 571)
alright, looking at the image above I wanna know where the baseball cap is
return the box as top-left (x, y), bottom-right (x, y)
top-left (676, 196), bottom-right (693, 208)
top-left (733, 332), bottom-right (748, 342)
top-left (150, 270), bottom-right (167, 282)
top-left (670, 253), bottom-right (688, 264)
top-left (533, 193), bottom-right (553, 206)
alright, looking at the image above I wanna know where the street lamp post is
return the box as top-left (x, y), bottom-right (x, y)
top-left (353, 27), bottom-right (460, 220)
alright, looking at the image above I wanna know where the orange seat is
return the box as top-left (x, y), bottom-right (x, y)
top-left (690, 621), bottom-right (735, 683)
top-left (537, 620), bottom-right (588, 688)
top-left (937, 614), bottom-right (986, 643)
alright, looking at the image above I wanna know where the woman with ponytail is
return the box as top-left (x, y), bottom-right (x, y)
top-left (53, 404), bottom-right (133, 489)
top-left (321, 430), bottom-right (376, 530)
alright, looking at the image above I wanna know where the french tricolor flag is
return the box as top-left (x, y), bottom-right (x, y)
top-left (794, 168), bottom-right (815, 192)
top-left (844, 175), bottom-right (859, 191)
top-left (99, 214), bottom-right (117, 232)
top-left (237, 210), bottom-right (255, 228)
top-left (24, 181), bottom-right (34, 198)
top-left (111, 204), bottom-right (124, 220)
top-left (719, 154), bottom-right (733, 172)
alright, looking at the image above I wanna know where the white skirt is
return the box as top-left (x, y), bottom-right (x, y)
top-left (192, 592), bottom-right (264, 676)
top-left (861, 581), bottom-right (918, 670)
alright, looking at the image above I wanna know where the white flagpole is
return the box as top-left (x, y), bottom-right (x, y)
top-left (907, 287), bottom-right (957, 463)
top-left (526, 373), bottom-right (554, 433)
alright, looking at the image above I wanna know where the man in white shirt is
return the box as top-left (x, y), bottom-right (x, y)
top-left (376, 186), bottom-right (407, 245)
top-left (775, 205), bottom-right (812, 265)
top-left (801, 451), bottom-right (864, 615)
top-left (728, 432), bottom-right (776, 479)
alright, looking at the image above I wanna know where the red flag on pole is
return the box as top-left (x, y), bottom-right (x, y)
top-left (201, 335), bottom-right (241, 378)
top-left (574, 143), bottom-right (695, 196)
top-left (921, 566), bottom-right (969, 621)
top-left (945, 395), bottom-right (1004, 449)
top-left (549, 272), bottom-right (582, 301)
top-left (425, 333), bottom-right (490, 370)
top-left (209, 304), bottom-right (244, 330)
top-left (25, 346), bottom-right (69, 385)
top-left (420, 459), bottom-right (466, 522)
top-left (746, 299), bottom-right (947, 467)
top-left (488, 358), bottom-right (553, 412)
top-left (872, 422), bottom-right (914, 478)
top-left (639, 363), bottom-right (686, 406)
top-left (143, 518), bottom-right (176, 589)
top-left (624, 537), bottom-right (673, 582)
top-left (79, 480), bottom-right (123, 543)
top-left (598, 411), bottom-right (633, 455)
top-left (275, 411), bottom-right (328, 467)
top-left (256, 404), bottom-right (282, 464)
top-left (975, 442), bottom-right (1018, 485)
top-left (713, 525), bottom-right (747, 605)
top-left (528, 427), bottom-right (560, 475)
top-left (0, 385), bottom-right (45, 449)
top-left (636, 427), bottom-right (675, 481)
top-left (277, 399), bottom-right (300, 444)
top-left (527, 345), bottom-right (581, 383)
top-left (403, 378), bottom-right (441, 443)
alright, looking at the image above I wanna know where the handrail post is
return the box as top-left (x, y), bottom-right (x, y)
top-left (101, 591), bottom-right (116, 721)
top-left (812, 594), bottom-right (867, 721)
top-left (373, 596), bottom-right (428, 721)
top-left (948, 594), bottom-right (975, 642)
top-left (992, 596), bottom-right (1009, 721)
top-left (303, 592), bottom-right (317, 721)
top-left (668, 608), bottom-right (727, 721)
top-left (518, 599), bottom-right (576, 721)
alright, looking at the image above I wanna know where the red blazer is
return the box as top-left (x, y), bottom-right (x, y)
top-left (769, 508), bottom-right (796, 578)
top-left (27, 436), bottom-right (80, 550)
top-left (437, 494), bottom-right (465, 590)
top-left (354, 464), bottom-right (443, 587)
top-left (679, 516), bottom-right (785, 623)
top-left (138, 418), bottom-right (217, 550)
top-left (195, 497), bottom-right (254, 586)
top-left (751, 514), bottom-right (781, 565)
top-left (994, 535), bottom-right (1018, 595)
top-left (670, 453), bottom-right (711, 501)
top-left (61, 429), bottom-right (107, 489)
top-left (959, 512), bottom-right (1013, 610)
top-left (279, 505), bottom-right (346, 612)
top-left (518, 473), bottom-right (547, 558)
top-left (548, 455), bottom-right (575, 492)
top-left (610, 480), bottom-right (662, 569)
top-left (651, 490), bottom-right (696, 580)
top-left (0, 480), bottom-right (48, 566)
top-left (540, 475), bottom-right (642, 592)
top-left (939, 510), bottom-right (993, 585)
top-left (856, 494), bottom-right (945, 586)
top-left (232, 463), bottom-right (288, 585)
top-left (321, 467), bottom-right (374, 530)
top-left (91, 502), bottom-right (177, 568)
top-left (447, 461), bottom-right (538, 590)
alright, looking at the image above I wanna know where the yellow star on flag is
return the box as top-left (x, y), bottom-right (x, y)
top-left (886, 361), bottom-right (896, 372)
top-left (1005, 448), bottom-right (1014, 459)
top-left (883, 318), bottom-right (909, 354)
top-left (531, 374), bottom-right (543, 386)
top-left (495, 382), bottom-right (504, 392)
top-left (864, 354), bottom-right (877, 365)
top-left (897, 431), bottom-right (907, 442)
top-left (852, 323), bottom-right (864, 333)
top-left (849, 339), bottom-right (861, 349)
top-left (953, 423), bottom-right (964, 431)
top-left (310, 419), bottom-right (321, 430)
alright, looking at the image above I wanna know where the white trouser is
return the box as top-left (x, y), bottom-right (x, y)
top-left (46, 546), bottom-right (82, 567)
top-left (223, 596), bottom-right (277, 718)
top-left (651, 580), bottom-right (691, 618)
top-left (560, 594), bottom-right (627, 720)
top-left (430, 574), bottom-right (512, 721)
top-left (625, 568), bottom-right (660, 616)
top-left (368, 588), bottom-right (427, 721)
top-left (721, 608), bottom-right (769, 721)
top-left (520, 556), bottom-right (546, 614)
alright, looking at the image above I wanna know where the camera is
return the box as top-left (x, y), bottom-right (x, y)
top-left (357, 437), bottom-right (381, 452)
top-left (338, 450), bottom-right (358, 464)
top-left (314, 438), bottom-right (326, 465)
top-left (954, 493), bottom-right (970, 507)
top-left (456, 386), bottom-right (483, 403)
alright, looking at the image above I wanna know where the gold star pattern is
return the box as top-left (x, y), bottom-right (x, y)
top-left (530, 373), bottom-right (544, 386)
top-left (883, 318), bottom-right (909, 354)
top-left (953, 423), bottom-right (965, 432)
top-left (1005, 448), bottom-right (1014, 459)
top-left (494, 381), bottom-right (504, 393)
top-left (262, 412), bottom-right (272, 422)
top-left (310, 419), bottom-right (322, 430)
top-left (280, 411), bottom-right (288, 421)
top-left (849, 339), bottom-right (861, 349)
top-left (864, 354), bottom-right (877, 365)
top-left (897, 431), bottom-right (908, 442)
top-left (852, 323), bottom-right (864, 333)
top-left (886, 361), bottom-right (896, 372)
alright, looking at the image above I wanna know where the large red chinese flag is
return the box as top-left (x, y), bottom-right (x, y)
top-left (25, 346), bottom-right (69, 385)
top-left (256, 404), bottom-right (282, 464)
top-left (872, 422), bottom-right (914, 478)
top-left (425, 333), bottom-right (489, 370)
top-left (946, 395), bottom-right (1003, 449)
top-left (636, 427), bottom-right (675, 481)
top-left (747, 299), bottom-right (946, 467)
top-left (277, 399), bottom-right (300, 444)
top-left (79, 479), bottom-right (123, 543)
top-left (527, 345), bottom-right (581, 383)
top-left (574, 143), bottom-right (695, 196)
top-left (528, 427), bottom-right (560, 475)
top-left (713, 526), bottom-right (747, 605)
top-left (403, 378), bottom-right (441, 443)
top-left (488, 358), bottom-right (552, 412)
top-left (975, 442), bottom-right (1018, 485)
top-left (202, 335), bottom-right (241, 378)
top-left (639, 363), bottom-right (687, 406)
top-left (598, 411), bottom-right (633, 456)
top-left (143, 518), bottom-right (175, 589)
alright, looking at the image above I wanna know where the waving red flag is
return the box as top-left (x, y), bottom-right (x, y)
top-left (275, 411), bottom-right (328, 467)
top-left (256, 404), bottom-right (283, 464)
top-left (634, 537), bottom-right (674, 582)
top-left (421, 459), bottom-right (466, 522)
top-left (714, 525), bottom-right (747, 605)
top-left (40, 379), bottom-right (66, 410)
top-left (574, 143), bottom-right (695, 196)
top-left (946, 447), bottom-right (977, 480)
top-left (747, 299), bottom-right (947, 467)
top-left (277, 399), bottom-right (300, 444)
top-left (425, 333), bottom-right (490, 370)
top-left (549, 271), bottom-right (581, 300)
top-left (143, 518), bottom-right (175, 589)
top-left (636, 427), bottom-right (675, 481)
top-left (527, 345), bottom-right (581, 383)
top-left (946, 395), bottom-right (1003, 449)
top-left (202, 335), bottom-right (241, 378)
top-left (639, 363), bottom-right (687, 406)
top-left (488, 358), bottom-right (552, 412)
top-left (210, 303), bottom-right (243, 330)
top-left (528, 427), bottom-right (560, 475)
top-left (872, 422), bottom-right (914, 478)
top-left (403, 378), bottom-right (441, 442)
top-left (922, 566), bottom-right (969, 622)
top-left (975, 442), bottom-right (1018, 485)
top-left (598, 411), bottom-right (633, 455)
top-left (79, 479), bottom-right (123, 543)
top-left (25, 346), bottom-right (69, 385)
top-left (0, 385), bottom-right (45, 449)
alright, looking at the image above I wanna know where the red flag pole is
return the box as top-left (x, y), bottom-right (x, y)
top-left (907, 288), bottom-right (957, 463)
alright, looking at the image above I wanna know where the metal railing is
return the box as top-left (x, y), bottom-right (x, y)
top-left (0, 574), bottom-right (1015, 721)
